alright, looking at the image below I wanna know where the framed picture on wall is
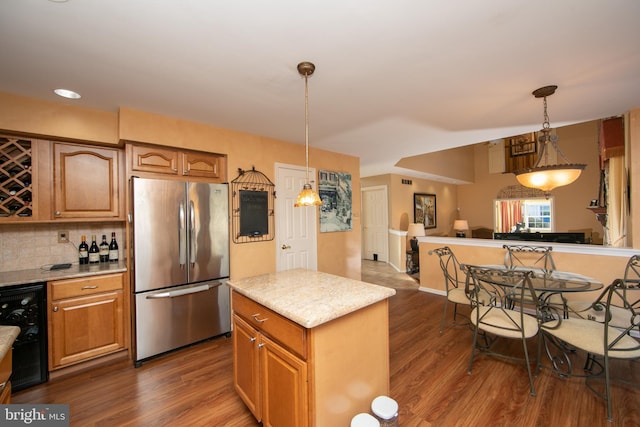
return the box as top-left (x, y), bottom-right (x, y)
top-left (414, 193), bottom-right (436, 229)
top-left (509, 132), bottom-right (537, 156)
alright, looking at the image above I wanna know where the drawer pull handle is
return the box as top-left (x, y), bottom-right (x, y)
top-left (252, 313), bottom-right (268, 323)
top-left (81, 285), bottom-right (99, 290)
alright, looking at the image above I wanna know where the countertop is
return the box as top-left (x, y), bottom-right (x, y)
top-left (0, 261), bottom-right (128, 288)
top-left (0, 326), bottom-right (20, 362)
top-left (227, 269), bottom-right (396, 329)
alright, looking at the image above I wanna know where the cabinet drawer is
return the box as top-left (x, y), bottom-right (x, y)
top-left (232, 292), bottom-right (307, 359)
top-left (49, 273), bottom-right (124, 300)
top-left (0, 347), bottom-right (11, 385)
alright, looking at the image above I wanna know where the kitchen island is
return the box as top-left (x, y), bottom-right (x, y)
top-left (227, 269), bottom-right (395, 427)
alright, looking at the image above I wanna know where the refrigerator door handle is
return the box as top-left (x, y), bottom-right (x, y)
top-left (189, 199), bottom-right (196, 266)
top-left (145, 283), bottom-right (211, 299)
top-left (179, 202), bottom-right (186, 268)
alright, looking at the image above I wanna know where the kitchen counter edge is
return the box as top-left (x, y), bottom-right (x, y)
top-left (227, 269), bottom-right (396, 329)
top-left (0, 261), bottom-right (128, 288)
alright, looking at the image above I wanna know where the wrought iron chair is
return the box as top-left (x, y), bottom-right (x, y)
top-left (428, 247), bottom-right (471, 334)
top-left (540, 278), bottom-right (640, 422)
top-left (464, 265), bottom-right (541, 396)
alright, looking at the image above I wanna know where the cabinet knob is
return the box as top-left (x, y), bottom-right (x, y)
top-left (258, 343), bottom-right (265, 349)
top-left (249, 337), bottom-right (256, 343)
top-left (53, 306), bottom-right (59, 312)
top-left (55, 211), bottom-right (61, 216)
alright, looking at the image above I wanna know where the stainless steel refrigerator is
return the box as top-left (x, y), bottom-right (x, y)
top-left (131, 176), bottom-right (231, 365)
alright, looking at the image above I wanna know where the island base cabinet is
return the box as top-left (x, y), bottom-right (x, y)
top-left (233, 314), bottom-right (308, 427)
top-left (232, 290), bottom-right (390, 427)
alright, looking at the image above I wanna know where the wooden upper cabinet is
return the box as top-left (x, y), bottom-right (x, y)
top-left (129, 144), bottom-right (179, 175)
top-left (128, 143), bottom-right (226, 182)
top-left (53, 143), bottom-right (123, 219)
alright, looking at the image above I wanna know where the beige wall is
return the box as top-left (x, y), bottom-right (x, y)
top-left (0, 92), bottom-right (361, 280)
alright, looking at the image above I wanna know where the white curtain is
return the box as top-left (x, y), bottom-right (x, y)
top-left (606, 156), bottom-right (627, 247)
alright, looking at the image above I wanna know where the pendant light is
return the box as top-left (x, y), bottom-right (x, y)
top-left (294, 61), bottom-right (323, 207)
top-left (514, 85), bottom-right (586, 197)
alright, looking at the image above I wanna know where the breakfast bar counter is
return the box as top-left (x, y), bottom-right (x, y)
top-left (227, 269), bottom-right (395, 427)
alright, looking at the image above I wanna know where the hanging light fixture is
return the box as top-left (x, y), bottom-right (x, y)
top-left (294, 61), bottom-right (323, 207)
top-left (514, 85), bottom-right (586, 197)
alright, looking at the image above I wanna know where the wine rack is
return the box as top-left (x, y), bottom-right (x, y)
top-left (0, 136), bottom-right (33, 218)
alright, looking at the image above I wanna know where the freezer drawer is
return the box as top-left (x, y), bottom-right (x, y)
top-left (134, 280), bottom-right (230, 363)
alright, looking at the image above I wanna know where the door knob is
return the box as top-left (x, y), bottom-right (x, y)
top-left (281, 244), bottom-right (291, 250)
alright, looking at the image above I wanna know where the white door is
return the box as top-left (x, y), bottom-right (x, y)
top-left (275, 163), bottom-right (318, 271)
top-left (362, 185), bottom-right (389, 262)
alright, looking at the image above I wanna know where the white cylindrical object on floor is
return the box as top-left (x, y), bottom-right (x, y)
top-left (371, 395), bottom-right (399, 427)
top-left (351, 413), bottom-right (380, 427)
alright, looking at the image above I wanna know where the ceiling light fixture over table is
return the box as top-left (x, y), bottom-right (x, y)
top-left (294, 61), bottom-right (322, 207)
top-left (514, 85), bottom-right (586, 197)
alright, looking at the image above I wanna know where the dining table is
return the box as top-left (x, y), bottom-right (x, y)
top-left (462, 263), bottom-right (605, 377)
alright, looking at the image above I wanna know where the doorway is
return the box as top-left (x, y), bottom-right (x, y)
top-left (361, 185), bottom-right (389, 262)
top-left (275, 163), bottom-right (318, 271)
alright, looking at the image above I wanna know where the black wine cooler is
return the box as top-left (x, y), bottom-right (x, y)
top-left (0, 282), bottom-right (48, 391)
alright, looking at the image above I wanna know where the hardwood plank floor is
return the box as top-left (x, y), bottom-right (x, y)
top-left (12, 261), bottom-right (640, 426)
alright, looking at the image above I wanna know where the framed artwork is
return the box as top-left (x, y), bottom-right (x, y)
top-left (318, 170), bottom-right (352, 232)
top-left (509, 132), bottom-right (537, 156)
top-left (414, 193), bottom-right (436, 229)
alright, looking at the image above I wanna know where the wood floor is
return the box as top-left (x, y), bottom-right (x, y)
top-left (13, 261), bottom-right (640, 426)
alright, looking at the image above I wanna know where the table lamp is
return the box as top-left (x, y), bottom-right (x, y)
top-left (453, 220), bottom-right (469, 238)
top-left (407, 223), bottom-right (426, 251)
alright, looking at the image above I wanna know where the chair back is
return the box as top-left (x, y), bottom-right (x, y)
top-left (463, 265), bottom-right (539, 333)
top-left (624, 254), bottom-right (640, 284)
top-left (503, 244), bottom-right (556, 272)
top-left (603, 278), bottom-right (640, 357)
top-left (429, 246), bottom-right (464, 293)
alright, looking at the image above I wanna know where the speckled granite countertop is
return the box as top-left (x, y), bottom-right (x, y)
top-left (227, 269), bottom-right (396, 329)
top-left (0, 261), bottom-right (127, 288)
top-left (0, 326), bottom-right (20, 362)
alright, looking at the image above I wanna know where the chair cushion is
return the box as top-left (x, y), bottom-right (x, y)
top-left (471, 306), bottom-right (539, 339)
top-left (448, 288), bottom-right (470, 305)
top-left (543, 318), bottom-right (640, 359)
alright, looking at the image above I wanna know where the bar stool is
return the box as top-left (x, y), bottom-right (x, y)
top-left (351, 413), bottom-right (380, 427)
top-left (371, 395), bottom-right (398, 427)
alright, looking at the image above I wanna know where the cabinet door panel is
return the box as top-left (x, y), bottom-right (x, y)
top-left (53, 143), bottom-right (121, 218)
top-left (261, 334), bottom-right (308, 427)
top-left (49, 291), bottom-right (124, 369)
top-left (130, 144), bottom-right (179, 175)
top-left (233, 315), bottom-right (261, 420)
top-left (182, 151), bottom-right (225, 179)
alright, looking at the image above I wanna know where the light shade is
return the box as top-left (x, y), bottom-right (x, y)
top-left (294, 184), bottom-right (322, 207)
top-left (453, 220), bottom-right (469, 231)
top-left (515, 164), bottom-right (585, 193)
top-left (407, 223), bottom-right (426, 238)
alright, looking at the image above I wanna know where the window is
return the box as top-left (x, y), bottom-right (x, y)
top-left (495, 198), bottom-right (554, 233)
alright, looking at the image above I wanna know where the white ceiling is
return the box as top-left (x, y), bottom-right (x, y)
top-left (2, 1), bottom-right (639, 179)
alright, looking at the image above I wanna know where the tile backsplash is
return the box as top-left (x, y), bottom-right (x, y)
top-left (0, 223), bottom-right (125, 272)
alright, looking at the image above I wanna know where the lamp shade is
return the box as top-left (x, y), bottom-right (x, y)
top-left (407, 223), bottom-right (426, 238)
top-left (515, 164), bottom-right (585, 194)
top-left (453, 220), bottom-right (469, 231)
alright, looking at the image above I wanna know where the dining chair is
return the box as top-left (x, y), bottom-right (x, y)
top-left (540, 278), bottom-right (640, 422)
top-left (428, 246), bottom-right (471, 334)
top-left (503, 244), bottom-right (556, 272)
top-left (463, 265), bottom-right (541, 396)
top-left (567, 254), bottom-right (640, 324)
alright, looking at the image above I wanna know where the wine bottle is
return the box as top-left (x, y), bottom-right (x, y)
top-left (109, 232), bottom-right (119, 263)
top-left (99, 234), bottom-right (109, 262)
top-left (89, 235), bottom-right (100, 264)
top-left (78, 235), bottom-right (89, 265)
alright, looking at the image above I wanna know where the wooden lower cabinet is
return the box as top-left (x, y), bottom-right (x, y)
top-left (232, 291), bottom-right (390, 427)
top-left (0, 347), bottom-right (12, 404)
top-left (48, 273), bottom-right (125, 369)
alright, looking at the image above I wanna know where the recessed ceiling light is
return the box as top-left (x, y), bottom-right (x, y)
top-left (54, 88), bottom-right (81, 99)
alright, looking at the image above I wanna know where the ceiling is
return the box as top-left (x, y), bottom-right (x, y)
top-left (2, 1), bottom-right (640, 180)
